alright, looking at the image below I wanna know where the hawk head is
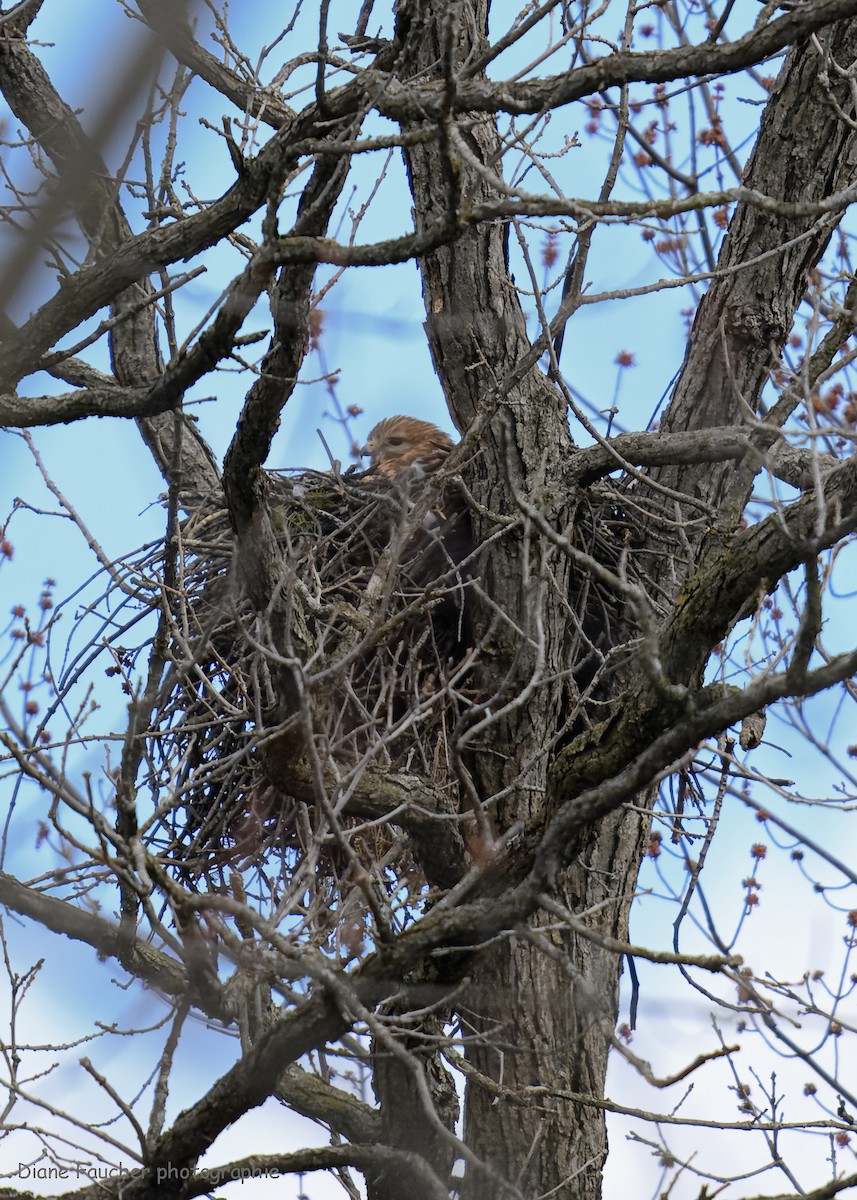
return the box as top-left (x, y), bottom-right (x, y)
top-left (361, 416), bottom-right (455, 478)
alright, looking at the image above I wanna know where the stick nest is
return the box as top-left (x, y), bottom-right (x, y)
top-left (146, 468), bottom-right (473, 898)
top-left (136, 466), bottom-right (648, 912)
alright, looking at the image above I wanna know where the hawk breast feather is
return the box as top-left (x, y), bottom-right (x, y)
top-left (361, 416), bottom-right (455, 478)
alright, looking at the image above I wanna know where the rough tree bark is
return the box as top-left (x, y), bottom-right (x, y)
top-left (393, 3), bottom-right (637, 1191)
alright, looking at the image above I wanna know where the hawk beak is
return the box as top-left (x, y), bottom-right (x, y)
top-left (360, 442), bottom-right (371, 459)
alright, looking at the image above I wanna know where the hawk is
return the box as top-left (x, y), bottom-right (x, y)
top-left (359, 413), bottom-right (470, 613)
top-left (361, 415), bottom-right (455, 478)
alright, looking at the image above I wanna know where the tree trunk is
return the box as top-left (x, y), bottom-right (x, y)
top-left (395, 3), bottom-right (637, 1194)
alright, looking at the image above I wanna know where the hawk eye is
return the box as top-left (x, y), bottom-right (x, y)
top-left (386, 437), bottom-right (405, 446)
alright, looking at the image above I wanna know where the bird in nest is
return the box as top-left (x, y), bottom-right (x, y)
top-left (359, 414), bottom-right (470, 577)
top-left (360, 415), bottom-right (455, 479)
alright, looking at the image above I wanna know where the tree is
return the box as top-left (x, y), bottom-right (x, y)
top-left (3, 0), bottom-right (857, 1197)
